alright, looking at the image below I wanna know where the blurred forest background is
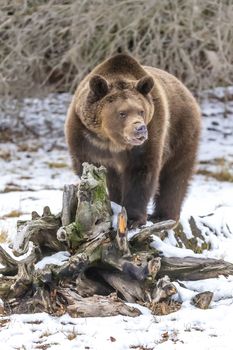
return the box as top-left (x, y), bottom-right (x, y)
top-left (0, 0), bottom-right (233, 98)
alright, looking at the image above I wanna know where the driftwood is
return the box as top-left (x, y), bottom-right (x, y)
top-left (0, 162), bottom-right (233, 317)
top-left (14, 207), bottom-right (65, 256)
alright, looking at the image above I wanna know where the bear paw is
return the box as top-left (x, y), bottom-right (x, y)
top-left (128, 214), bottom-right (147, 229)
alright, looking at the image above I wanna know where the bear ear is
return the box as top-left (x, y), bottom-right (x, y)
top-left (89, 74), bottom-right (109, 99)
top-left (136, 76), bottom-right (154, 95)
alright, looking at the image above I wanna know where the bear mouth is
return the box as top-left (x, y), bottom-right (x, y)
top-left (125, 135), bottom-right (147, 146)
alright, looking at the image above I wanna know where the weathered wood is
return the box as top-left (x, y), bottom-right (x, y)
top-left (13, 207), bottom-right (65, 256)
top-left (140, 276), bottom-right (180, 315)
top-left (41, 252), bottom-right (90, 282)
top-left (192, 291), bottom-right (213, 309)
top-left (75, 163), bottom-right (112, 235)
top-left (130, 220), bottom-right (176, 247)
top-left (61, 184), bottom-right (78, 226)
top-left (5, 288), bottom-right (58, 315)
top-left (151, 276), bottom-right (177, 303)
top-left (75, 271), bottom-right (113, 297)
top-left (10, 263), bottom-right (33, 298)
top-left (57, 163), bottom-right (112, 250)
top-left (122, 257), bottom-right (161, 281)
top-left (60, 290), bottom-right (141, 317)
top-left (0, 242), bottom-right (37, 299)
top-left (159, 256), bottom-right (233, 280)
top-left (0, 247), bottom-right (18, 275)
top-left (0, 242), bottom-right (36, 276)
top-left (99, 270), bottom-right (145, 303)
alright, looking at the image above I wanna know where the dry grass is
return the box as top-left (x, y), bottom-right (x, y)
top-left (46, 161), bottom-right (67, 169)
top-left (0, 229), bottom-right (8, 243)
top-left (66, 331), bottom-right (77, 341)
top-left (198, 168), bottom-right (233, 182)
top-left (0, 0), bottom-right (232, 97)
top-left (198, 157), bottom-right (233, 182)
top-left (145, 300), bottom-right (182, 316)
top-left (1, 210), bottom-right (23, 218)
top-left (0, 318), bottom-right (10, 328)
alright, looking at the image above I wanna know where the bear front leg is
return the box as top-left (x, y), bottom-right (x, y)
top-left (71, 156), bottom-right (84, 177)
top-left (106, 167), bottom-right (122, 204)
top-left (122, 165), bottom-right (158, 228)
top-left (154, 151), bottom-right (197, 224)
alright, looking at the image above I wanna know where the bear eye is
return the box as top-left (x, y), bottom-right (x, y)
top-left (119, 111), bottom-right (127, 118)
top-left (139, 110), bottom-right (145, 117)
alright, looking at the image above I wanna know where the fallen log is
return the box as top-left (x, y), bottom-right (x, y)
top-left (0, 162), bottom-right (233, 317)
top-left (159, 256), bottom-right (233, 281)
top-left (61, 291), bottom-right (141, 318)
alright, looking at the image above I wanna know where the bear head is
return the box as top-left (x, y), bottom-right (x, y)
top-left (78, 74), bottom-right (155, 152)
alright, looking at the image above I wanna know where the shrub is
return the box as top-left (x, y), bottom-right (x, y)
top-left (0, 0), bottom-right (232, 97)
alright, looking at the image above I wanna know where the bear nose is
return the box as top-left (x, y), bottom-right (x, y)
top-left (135, 124), bottom-right (147, 136)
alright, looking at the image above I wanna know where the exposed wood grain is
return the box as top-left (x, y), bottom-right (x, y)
top-left (159, 256), bottom-right (233, 280)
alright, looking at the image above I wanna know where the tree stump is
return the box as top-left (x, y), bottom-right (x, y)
top-left (0, 163), bottom-right (233, 317)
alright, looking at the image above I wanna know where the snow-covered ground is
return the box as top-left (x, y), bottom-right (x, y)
top-left (0, 88), bottom-right (233, 349)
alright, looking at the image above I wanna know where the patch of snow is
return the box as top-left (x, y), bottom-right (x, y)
top-left (1, 306), bottom-right (233, 349)
top-left (35, 251), bottom-right (70, 270)
top-left (182, 275), bottom-right (233, 302)
top-left (151, 235), bottom-right (200, 258)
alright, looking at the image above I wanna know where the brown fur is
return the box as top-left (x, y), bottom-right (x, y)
top-left (65, 54), bottom-right (201, 227)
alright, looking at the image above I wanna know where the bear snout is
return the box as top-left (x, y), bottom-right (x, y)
top-left (124, 122), bottom-right (148, 146)
top-left (135, 124), bottom-right (147, 136)
top-left (134, 123), bottom-right (148, 141)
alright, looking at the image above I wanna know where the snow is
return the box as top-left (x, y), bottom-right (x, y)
top-left (0, 87), bottom-right (233, 349)
top-left (35, 251), bottom-right (70, 270)
top-left (1, 304), bottom-right (233, 349)
top-left (151, 235), bottom-right (200, 258)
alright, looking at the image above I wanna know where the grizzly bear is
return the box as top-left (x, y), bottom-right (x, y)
top-left (65, 54), bottom-right (201, 227)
